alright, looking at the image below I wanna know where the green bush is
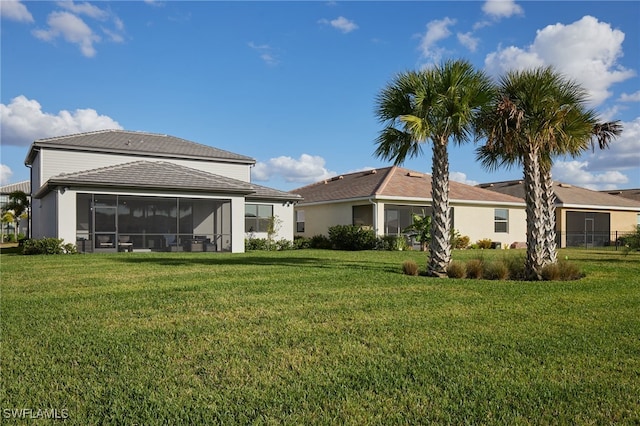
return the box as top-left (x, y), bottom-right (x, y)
top-left (328, 225), bottom-right (376, 251)
top-left (476, 238), bottom-right (493, 249)
top-left (377, 235), bottom-right (409, 251)
top-left (293, 236), bottom-right (311, 249)
top-left (245, 238), bottom-right (269, 251)
top-left (309, 234), bottom-right (332, 249)
top-left (483, 261), bottom-right (509, 280)
top-left (275, 239), bottom-right (294, 251)
top-left (22, 238), bottom-right (77, 255)
top-left (446, 261), bottom-right (466, 278)
top-left (451, 229), bottom-right (470, 249)
top-left (621, 225), bottom-right (640, 254)
top-left (502, 254), bottom-right (527, 280)
top-left (402, 260), bottom-right (419, 276)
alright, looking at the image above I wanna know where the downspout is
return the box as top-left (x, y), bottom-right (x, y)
top-left (26, 163), bottom-right (32, 239)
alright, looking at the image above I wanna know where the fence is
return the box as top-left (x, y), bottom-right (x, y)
top-left (557, 230), bottom-right (635, 250)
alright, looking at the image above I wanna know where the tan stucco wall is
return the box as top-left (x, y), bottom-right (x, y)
top-left (295, 201), bottom-right (366, 237)
top-left (450, 204), bottom-right (527, 247)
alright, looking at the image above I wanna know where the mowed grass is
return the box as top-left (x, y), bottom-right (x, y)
top-left (1, 248), bottom-right (639, 424)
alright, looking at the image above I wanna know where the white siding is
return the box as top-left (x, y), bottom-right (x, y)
top-left (41, 149), bottom-right (251, 182)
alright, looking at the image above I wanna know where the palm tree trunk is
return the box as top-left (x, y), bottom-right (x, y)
top-left (428, 137), bottom-right (451, 277)
top-left (540, 164), bottom-right (557, 265)
top-left (523, 147), bottom-right (545, 280)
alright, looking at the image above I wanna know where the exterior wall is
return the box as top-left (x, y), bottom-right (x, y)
top-left (557, 207), bottom-right (639, 247)
top-left (295, 200), bottom-right (527, 247)
top-left (453, 204), bottom-right (527, 246)
top-left (40, 149), bottom-right (251, 184)
top-left (34, 191), bottom-right (58, 239)
top-left (610, 210), bottom-right (639, 234)
top-left (294, 201), bottom-right (359, 237)
top-left (244, 200), bottom-right (296, 241)
top-left (57, 190), bottom-right (77, 244)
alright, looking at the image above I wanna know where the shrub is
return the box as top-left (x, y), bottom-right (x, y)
top-left (446, 261), bottom-right (466, 278)
top-left (245, 238), bottom-right (269, 251)
top-left (483, 261), bottom-right (509, 280)
top-left (541, 260), bottom-right (583, 281)
top-left (466, 258), bottom-right (484, 279)
top-left (275, 239), bottom-right (294, 251)
top-left (377, 235), bottom-right (409, 251)
top-left (309, 234), bottom-right (332, 249)
top-left (451, 229), bottom-right (470, 249)
top-left (293, 236), bottom-right (310, 250)
top-left (22, 238), bottom-right (77, 255)
top-left (621, 225), bottom-right (640, 254)
top-left (476, 238), bottom-right (493, 249)
top-left (328, 225), bottom-right (376, 251)
top-left (402, 260), bottom-right (419, 276)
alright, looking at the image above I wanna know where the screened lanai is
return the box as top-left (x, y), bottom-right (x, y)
top-left (76, 193), bottom-right (232, 252)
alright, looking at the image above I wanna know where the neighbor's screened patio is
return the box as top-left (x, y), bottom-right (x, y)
top-left (76, 193), bottom-right (232, 252)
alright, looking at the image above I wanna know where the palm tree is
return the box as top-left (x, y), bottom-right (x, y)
top-left (2, 190), bottom-right (30, 240)
top-left (476, 67), bottom-right (619, 279)
top-left (374, 59), bottom-right (494, 276)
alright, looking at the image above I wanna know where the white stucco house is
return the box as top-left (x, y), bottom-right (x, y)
top-left (291, 166), bottom-right (527, 247)
top-left (25, 130), bottom-right (301, 253)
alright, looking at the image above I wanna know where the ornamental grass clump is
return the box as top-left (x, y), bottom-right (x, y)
top-left (465, 258), bottom-right (484, 279)
top-left (402, 260), bottom-right (419, 276)
top-left (446, 261), bottom-right (466, 278)
top-left (541, 259), bottom-right (583, 281)
top-left (482, 261), bottom-right (509, 280)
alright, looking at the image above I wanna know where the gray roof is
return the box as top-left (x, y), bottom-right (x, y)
top-left (1, 180), bottom-right (30, 194)
top-left (25, 129), bottom-right (255, 165)
top-left (601, 189), bottom-right (640, 202)
top-left (479, 180), bottom-right (640, 210)
top-left (36, 160), bottom-right (301, 201)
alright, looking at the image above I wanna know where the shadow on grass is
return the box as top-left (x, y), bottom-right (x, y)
top-left (114, 252), bottom-right (402, 274)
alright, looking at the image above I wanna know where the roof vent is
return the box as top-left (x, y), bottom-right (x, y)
top-left (406, 172), bottom-right (423, 178)
top-left (559, 183), bottom-right (572, 188)
top-left (364, 169), bottom-right (377, 175)
top-left (479, 183), bottom-right (494, 188)
top-left (329, 175), bottom-right (344, 182)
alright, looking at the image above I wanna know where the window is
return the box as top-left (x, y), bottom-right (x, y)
top-left (296, 210), bottom-right (305, 233)
top-left (494, 209), bottom-right (509, 233)
top-left (352, 205), bottom-right (373, 227)
top-left (245, 204), bottom-right (273, 233)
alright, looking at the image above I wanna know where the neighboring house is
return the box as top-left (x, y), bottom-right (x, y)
top-left (480, 180), bottom-right (640, 248)
top-left (0, 180), bottom-right (31, 239)
top-left (601, 188), bottom-right (640, 203)
top-left (291, 166), bottom-right (527, 247)
top-left (25, 130), bottom-right (301, 253)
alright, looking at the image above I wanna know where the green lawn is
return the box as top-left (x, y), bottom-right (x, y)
top-left (1, 248), bottom-right (638, 424)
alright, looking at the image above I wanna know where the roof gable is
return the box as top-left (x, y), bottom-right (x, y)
top-left (25, 130), bottom-right (255, 165)
top-left (292, 166), bottom-right (524, 205)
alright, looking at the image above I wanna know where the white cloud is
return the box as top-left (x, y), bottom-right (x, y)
top-left (0, 95), bottom-right (122, 146)
top-left (584, 117), bottom-right (640, 171)
top-left (450, 171), bottom-right (479, 186)
top-left (457, 32), bottom-right (479, 52)
top-left (248, 42), bottom-right (279, 66)
top-left (551, 117), bottom-right (640, 190)
top-left (252, 154), bottom-right (336, 184)
top-left (0, 165), bottom-right (14, 186)
top-left (482, 0), bottom-right (524, 19)
top-left (485, 16), bottom-right (635, 106)
top-left (33, 11), bottom-right (100, 57)
top-left (56, 1), bottom-right (109, 20)
top-left (418, 17), bottom-right (456, 61)
top-left (0, 0), bottom-right (34, 23)
top-left (551, 161), bottom-right (629, 190)
top-left (318, 16), bottom-right (358, 34)
top-left (619, 91), bottom-right (640, 102)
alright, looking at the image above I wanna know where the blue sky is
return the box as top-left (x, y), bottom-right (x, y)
top-left (2, 0), bottom-right (639, 191)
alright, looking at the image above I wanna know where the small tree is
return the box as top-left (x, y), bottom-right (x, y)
top-left (2, 191), bottom-right (29, 241)
top-left (402, 212), bottom-right (431, 251)
top-left (266, 215), bottom-right (283, 250)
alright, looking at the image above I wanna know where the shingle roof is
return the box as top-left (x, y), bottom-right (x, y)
top-left (25, 130), bottom-right (255, 165)
top-left (0, 180), bottom-right (30, 194)
top-left (36, 160), bottom-right (300, 201)
top-left (480, 180), bottom-right (640, 210)
top-left (292, 166), bottom-right (524, 205)
top-left (601, 189), bottom-right (640, 202)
